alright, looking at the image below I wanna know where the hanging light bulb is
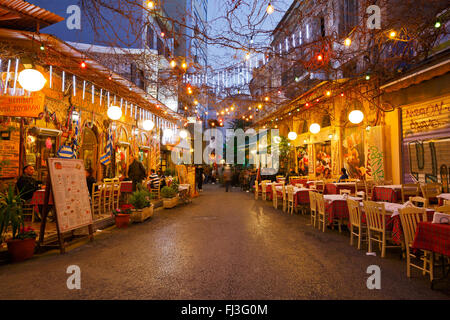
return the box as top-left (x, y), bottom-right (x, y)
top-left (18, 69), bottom-right (46, 92)
top-left (147, 1), bottom-right (155, 9)
top-left (266, 3), bottom-right (274, 14)
top-left (348, 110), bottom-right (364, 124)
top-left (344, 38), bottom-right (352, 47)
top-left (288, 132), bottom-right (297, 141)
top-left (107, 105), bottom-right (122, 120)
top-left (179, 129), bottom-right (188, 139)
top-left (170, 60), bottom-right (176, 68)
top-left (309, 123), bottom-right (321, 134)
top-left (143, 119), bottom-right (155, 131)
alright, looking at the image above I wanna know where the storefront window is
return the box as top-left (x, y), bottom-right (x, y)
top-left (25, 133), bottom-right (57, 182)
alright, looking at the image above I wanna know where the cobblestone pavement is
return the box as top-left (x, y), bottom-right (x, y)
top-left (0, 184), bottom-right (448, 299)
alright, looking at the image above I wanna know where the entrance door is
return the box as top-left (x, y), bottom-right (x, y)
top-left (81, 127), bottom-right (98, 176)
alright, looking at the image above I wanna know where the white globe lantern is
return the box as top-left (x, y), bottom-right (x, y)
top-left (288, 131), bottom-right (297, 141)
top-left (18, 69), bottom-right (46, 92)
top-left (142, 119), bottom-right (155, 131)
top-left (179, 129), bottom-right (188, 139)
top-left (164, 128), bottom-right (173, 139)
top-left (107, 105), bottom-right (122, 120)
top-left (309, 123), bottom-right (321, 134)
top-left (273, 136), bottom-right (282, 144)
top-left (348, 110), bottom-right (364, 124)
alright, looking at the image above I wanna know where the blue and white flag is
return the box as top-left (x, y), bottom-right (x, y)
top-left (100, 126), bottom-right (113, 165)
top-left (57, 145), bottom-right (76, 159)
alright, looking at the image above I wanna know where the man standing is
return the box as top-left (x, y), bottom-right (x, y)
top-left (127, 154), bottom-right (146, 191)
top-left (16, 165), bottom-right (42, 201)
top-left (196, 165), bottom-right (204, 192)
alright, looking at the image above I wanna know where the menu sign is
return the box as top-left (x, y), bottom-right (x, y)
top-left (0, 126), bottom-right (20, 178)
top-left (47, 158), bottom-right (93, 233)
top-left (0, 94), bottom-right (45, 118)
top-left (402, 97), bottom-right (450, 137)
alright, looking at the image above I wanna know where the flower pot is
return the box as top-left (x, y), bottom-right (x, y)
top-left (7, 238), bottom-right (36, 263)
top-left (130, 205), bottom-right (154, 223)
top-left (163, 197), bottom-right (179, 209)
top-left (115, 214), bottom-right (130, 228)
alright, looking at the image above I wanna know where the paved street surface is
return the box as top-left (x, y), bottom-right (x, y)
top-left (0, 185), bottom-right (448, 299)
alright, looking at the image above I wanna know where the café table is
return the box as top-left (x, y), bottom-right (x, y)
top-left (412, 221), bottom-right (450, 288)
top-left (120, 181), bottom-right (133, 193)
top-left (30, 189), bottom-right (54, 220)
top-left (437, 193), bottom-right (450, 206)
top-left (324, 182), bottom-right (356, 195)
top-left (290, 178), bottom-right (308, 186)
top-left (372, 185), bottom-right (404, 203)
top-left (306, 180), bottom-right (324, 192)
top-left (261, 182), bottom-right (283, 201)
top-left (275, 185), bottom-right (312, 206)
top-left (323, 195), bottom-right (363, 225)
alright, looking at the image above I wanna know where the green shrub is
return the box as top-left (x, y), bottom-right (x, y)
top-left (129, 186), bottom-right (153, 209)
top-left (161, 186), bottom-right (176, 199)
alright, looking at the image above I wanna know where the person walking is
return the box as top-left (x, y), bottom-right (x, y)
top-left (196, 165), bottom-right (204, 192)
top-left (127, 154), bottom-right (147, 191)
top-left (223, 165), bottom-right (232, 192)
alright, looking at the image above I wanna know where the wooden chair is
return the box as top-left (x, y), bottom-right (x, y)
top-left (255, 181), bottom-right (262, 200)
top-left (316, 181), bottom-right (325, 194)
top-left (377, 179), bottom-right (393, 185)
top-left (435, 205), bottom-right (450, 213)
top-left (286, 186), bottom-right (295, 215)
top-left (347, 199), bottom-right (366, 250)
top-left (420, 183), bottom-right (442, 207)
top-left (261, 181), bottom-right (268, 201)
top-left (409, 196), bottom-right (428, 208)
top-left (102, 181), bottom-right (114, 214)
top-left (21, 201), bottom-right (38, 223)
top-left (340, 189), bottom-right (351, 195)
top-left (316, 193), bottom-right (326, 232)
top-left (355, 181), bottom-right (366, 199)
top-left (365, 180), bottom-right (376, 200)
top-left (309, 191), bottom-right (318, 228)
top-left (289, 176), bottom-right (300, 184)
top-left (363, 201), bottom-right (400, 258)
top-left (272, 184), bottom-right (284, 210)
top-left (91, 182), bottom-right (103, 217)
top-left (112, 180), bottom-right (121, 211)
top-left (401, 183), bottom-right (419, 203)
top-left (150, 180), bottom-right (161, 200)
top-left (398, 207), bottom-right (433, 281)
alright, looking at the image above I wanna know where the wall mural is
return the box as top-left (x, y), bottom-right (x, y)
top-left (365, 126), bottom-right (385, 182)
top-left (296, 146), bottom-right (309, 176)
top-left (343, 127), bottom-right (365, 179)
top-left (315, 142), bottom-right (332, 179)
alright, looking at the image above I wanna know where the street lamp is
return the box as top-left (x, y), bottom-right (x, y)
top-left (266, 3), bottom-right (274, 14)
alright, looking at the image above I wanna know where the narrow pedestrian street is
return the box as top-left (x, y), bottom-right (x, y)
top-left (0, 185), bottom-right (447, 300)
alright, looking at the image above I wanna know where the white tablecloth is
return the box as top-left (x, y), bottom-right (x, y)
top-left (380, 202), bottom-right (434, 217)
top-left (437, 193), bottom-right (450, 200)
top-left (275, 186), bottom-right (312, 194)
top-left (323, 195), bottom-right (363, 203)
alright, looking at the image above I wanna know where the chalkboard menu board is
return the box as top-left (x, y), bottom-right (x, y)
top-left (47, 158), bottom-right (93, 233)
top-left (0, 125), bottom-right (20, 178)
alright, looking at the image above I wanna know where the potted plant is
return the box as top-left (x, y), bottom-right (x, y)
top-left (112, 208), bottom-right (131, 229)
top-left (128, 186), bottom-right (154, 223)
top-left (161, 186), bottom-right (178, 209)
top-left (0, 185), bottom-right (37, 262)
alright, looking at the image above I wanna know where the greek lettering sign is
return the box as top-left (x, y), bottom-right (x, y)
top-left (0, 94), bottom-right (45, 118)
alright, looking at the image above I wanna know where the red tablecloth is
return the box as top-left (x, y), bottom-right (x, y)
top-left (390, 211), bottom-right (434, 244)
top-left (326, 200), bottom-right (350, 225)
top-left (325, 183), bottom-right (355, 195)
top-left (412, 222), bottom-right (450, 256)
top-left (372, 187), bottom-right (401, 203)
top-left (30, 190), bottom-right (54, 214)
top-left (290, 179), bottom-right (308, 186)
top-left (120, 181), bottom-right (133, 193)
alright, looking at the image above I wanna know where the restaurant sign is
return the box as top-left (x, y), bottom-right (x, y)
top-left (402, 97), bottom-right (450, 138)
top-left (0, 94), bottom-right (45, 118)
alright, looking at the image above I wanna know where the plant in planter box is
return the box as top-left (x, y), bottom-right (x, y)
top-left (161, 186), bottom-right (178, 209)
top-left (112, 207), bottom-right (131, 229)
top-left (128, 186), bottom-right (154, 223)
top-left (0, 185), bottom-right (36, 262)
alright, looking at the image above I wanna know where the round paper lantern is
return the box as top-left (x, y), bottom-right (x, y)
top-left (273, 136), bottom-right (281, 144)
top-left (288, 132), bottom-right (297, 141)
top-left (179, 129), bottom-right (188, 139)
top-left (18, 69), bottom-right (46, 92)
top-left (107, 105), bottom-right (122, 120)
top-left (142, 120), bottom-right (155, 131)
top-left (309, 123), bottom-right (321, 134)
top-left (348, 110), bottom-right (364, 124)
top-left (45, 137), bottom-right (52, 149)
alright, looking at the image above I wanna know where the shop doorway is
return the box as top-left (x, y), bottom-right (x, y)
top-left (80, 126), bottom-right (98, 177)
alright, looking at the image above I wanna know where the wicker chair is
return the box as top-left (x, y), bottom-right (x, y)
top-left (363, 201), bottom-right (400, 258)
top-left (398, 207), bottom-right (433, 281)
top-left (347, 199), bottom-right (366, 249)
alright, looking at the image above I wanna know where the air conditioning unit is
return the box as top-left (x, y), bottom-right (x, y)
top-left (29, 127), bottom-right (62, 137)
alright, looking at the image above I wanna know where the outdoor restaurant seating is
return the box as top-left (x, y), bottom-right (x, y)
top-left (410, 196), bottom-right (428, 208)
top-left (272, 184), bottom-right (284, 210)
top-left (398, 207), bottom-right (433, 281)
top-left (435, 205), bottom-right (450, 213)
top-left (261, 181), bottom-right (268, 201)
top-left (309, 191), bottom-right (318, 228)
top-left (339, 189), bottom-right (351, 195)
top-left (355, 181), bottom-right (366, 199)
top-left (286, 186), bottom-right (295, 215)
top-left (91, 182), bottom-right (103, 217)
top-left (347, 199), bottom-right (366, 250)
top-left (316, 193), bottom-right (326, 232)
top-left (420, 183), bottom-right (442, 207)
top-left (363, 201), bottom-right (400, 258)
top-left (254, 181), bottom-right (261, 200)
